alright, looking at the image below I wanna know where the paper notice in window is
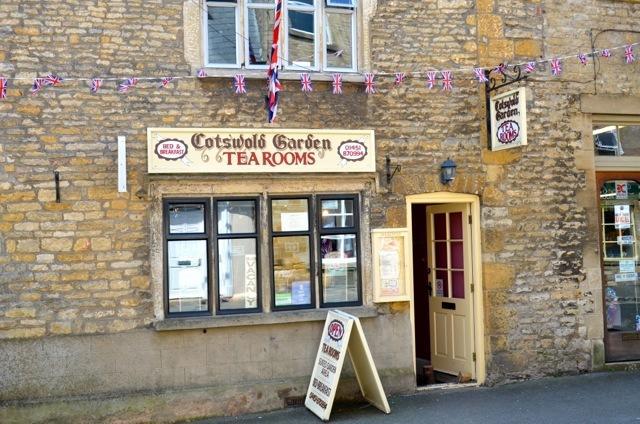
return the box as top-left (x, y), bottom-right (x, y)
top-left (616, 181), bottom-right (629, 200)
top-left (281, 212), bottom-right (309, 232)
top-left (614, 205), bottom-right (631, 229)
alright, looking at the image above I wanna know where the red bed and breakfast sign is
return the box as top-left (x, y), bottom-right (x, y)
top-left (147, 128), bottom-right (375, 174)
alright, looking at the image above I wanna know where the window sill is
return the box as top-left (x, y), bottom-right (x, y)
top-left (153, 306), bottom-right (378, 331)
top-left (199, 69), bottom-right (364, 82)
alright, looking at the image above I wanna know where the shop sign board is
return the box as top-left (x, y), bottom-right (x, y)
top-left (147, 128), bottom-right (375, 174)
top-left (614, 205), bottom-right (631, 229)
top-left (489, 87), bottom-right (527, 151)
top-left (305, 310), bottom-right (390, 421)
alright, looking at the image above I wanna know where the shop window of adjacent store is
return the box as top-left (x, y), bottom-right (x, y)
top-left (593, 124), bottom-right (640, 157)
top-left (163, 194), bottom-right (361, 317)
top-left (205, 0), bottom-right (358, 72)
top-left (599, 180), bottom-right (640, 345)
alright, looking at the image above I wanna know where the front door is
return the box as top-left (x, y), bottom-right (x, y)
top-left (426, 204), bottom-right (475, 377)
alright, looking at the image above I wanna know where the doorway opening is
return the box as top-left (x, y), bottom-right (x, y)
top-left (407, 193), bottom-right (485, 387)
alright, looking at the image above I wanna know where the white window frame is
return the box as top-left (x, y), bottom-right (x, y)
top-left (202, 0), bottom-right (359, 73)
top-left (204, 1), bottom-right (242, 68)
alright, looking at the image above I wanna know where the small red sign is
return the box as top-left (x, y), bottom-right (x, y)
top-left (338, 140), bottom-right (367, 162)
top-left (327, 319), bottom-right (345, 341)
top-left (155, 138), bottom-right (188, 161)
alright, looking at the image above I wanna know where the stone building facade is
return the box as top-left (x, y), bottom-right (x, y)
top-left (1, 0), bottom-right (640, 422)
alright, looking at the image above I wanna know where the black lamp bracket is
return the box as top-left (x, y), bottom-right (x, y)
top-left (385, 155), bottom-right (401, 185)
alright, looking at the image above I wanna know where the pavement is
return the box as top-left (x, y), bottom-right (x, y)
top-left (195, 371), bottom-right (640, 424)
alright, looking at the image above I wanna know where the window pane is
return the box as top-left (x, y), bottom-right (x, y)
top-left (434, 213), bottom-right (446, 240)
top-left (247, 7), bottom-right (273, 65)
top-left (272, 199), bottom-right (309, 232)
top-left (325, 12), bottom-right (353, 69)
top-left (327, 0), bottom-right (355, 6)
top-left (287, 9), bottom-right (316, 68)
top-left (217, 200), bottom-right (256, 234)
top-left (594, 125), bottom-right (640, 157)
top-left (321, 234), bottom-right (358, 303)
top-left (168, 240), bottom-right (208, 313)
top-left (218, 238), bottom-right (258, 311)
top-left (449, 212), bottom-right (463, 239)
top-left (452, 271), bottom-right (465, 299)
top-left (169, 204), bottom-right (205, 234)
top-left (618, 125), bottom-right (640, 156)
top-left (435, 269), bottom-right (449, 298)
top-left (321, 199), bottom-right (354, 228)
top-left (207, 6), bottom-right (237, 65)
top-left (273, 236), bottom-right (312, 307)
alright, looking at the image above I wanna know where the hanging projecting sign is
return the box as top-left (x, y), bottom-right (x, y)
top-left (305, 310), bottom-right (390, 421)
top-left (147, 128), bottom-right (375, 174)
top-left (489, 87), bottom-right (527, 151)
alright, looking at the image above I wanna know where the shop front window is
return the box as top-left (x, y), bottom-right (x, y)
top-left (599, 179), bottom-right (640, 361)
top-left (593, 124), bottom-right (640, 157)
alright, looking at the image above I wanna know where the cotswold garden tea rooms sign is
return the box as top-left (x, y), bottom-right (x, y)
top-left (489, 87), bottom-right (528, 151)
top-left (147, 128), bottom-right (375, 173)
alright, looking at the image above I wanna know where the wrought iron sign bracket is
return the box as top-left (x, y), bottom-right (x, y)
top-left (385, 155), bottom-right (401, 185)
top-left (484, 64), bottom-right (528, 149)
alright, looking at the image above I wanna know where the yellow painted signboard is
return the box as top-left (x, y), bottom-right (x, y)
top-left (147, 128), bottom-right (375, 174)
top-left (305, 310), bottom-right (390, 421)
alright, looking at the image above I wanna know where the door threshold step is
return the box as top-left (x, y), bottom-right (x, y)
top-left (415, 381), bottom-right (478, 392)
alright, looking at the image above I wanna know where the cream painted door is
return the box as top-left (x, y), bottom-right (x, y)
top-left (427, 204), bottom-right (475, 378)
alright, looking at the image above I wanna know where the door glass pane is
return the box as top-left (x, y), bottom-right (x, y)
top-left (325, 12), bottom-right (353, 69)
top-left (321, 234), bottom-right (358, 303)
top-left (168, 240), bottom-right (208, 313)
top-left (450, 212), bottom-right (463, 239)
top-left (321, 199), bottom-right (354, 228)
top-left (452, 271), bottom-right (465, 299)
top-left (435, 242), bottom-right (447, 268)
top-left (247, 7), bottom-right (273, 65)
top-left (451, 241), bottom-right (464, 269)
top-left (272, 199), bottom-right (309, 232)
top-left (593, 125), bottom-right (640, 156)
top-left (273, 236), bottom-right (311, 307)
top-left (287, 9), bottom-right (316, 68)
top-left (207, 6), bottom-right (237, 65)
top-left (434, 269), bottom-right (449, 298)
top-left (218, 238), bottom-right (258, 311)
top-left (169, 204), bottom-right (205, 234)
top-left (217, 200), bottom-right (256, 234)
top-left (434, 213), bottom-right (446, 240)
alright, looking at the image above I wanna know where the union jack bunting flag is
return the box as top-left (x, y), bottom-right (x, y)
top-left (118, 78), bottom-right (138, 93)
top-left (0, 77), bottom-right (7, 100)
top-left (494, 63), bottom-right (507, 74)
top-left (267, 0), bottom-right (283, 123)
top-left (550, 58), bottom-right (562, 76)
top-left (578, 53), bottom-right (588, 65)
top-left (300, 73), bottom-right (313, 92)
top-left (364, 73), bottom-right (375, 94)
top-left (474, 68), bottom-right (488, 83)
top-left (197, 68), bottom-right (208, 78)
top-left (601, 49), bottom-right (611, 58)
top-left (524, 61), bottom-right (536, 73)
top-left (31, 78), bottom-right (45, 95)
top-left (332, 73), bottom-right (343, 94)
top-left (159, 77), bottom-right (174, 89)
top-left (625, 45), bottom-right (635, 64)
top-left (44, 74), bottom-right (63, 86)
top-left (441, 71), bottom-right (453, 91)
top-left (90, 78), bottom-right (103, 93)
top-left (426, 71), bottom-right (437, 89)
top-left (233, 74), bottom-right (247, 94)
top-left (394, 72), bottom-right (406, 86)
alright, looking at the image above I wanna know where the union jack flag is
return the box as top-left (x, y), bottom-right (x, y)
top-left (524, 61), bottom-right (536, 73)
top-left (601, 49), bottom-right (611, 58)
top-left (494, 63), bottom-right (507, 74)
top-left (300, 73), bottom-right (312, 92)
top-left (31, 78), bottom-right (46, 95)
top-left (550, 58), bottom-right (562, 76)
top-left (441, 71), bottom-right (452, 91)
top-left (474, 68), bottom-right (488, 83)
top-left (364, 73), bottom-right (375, 94)
top-left (44, 74), bottom-right (63, 86)
top-left (0, 77), bottom-right (7, 100)
top-left (197, 68), bottom-right (208, 78)
top-left (426, 71), bottom-right (437, 89)
top-left (118, 77), bottom-right (138, 93)
top-left (234, 74), bottom-right (247, 94)
top-left (394, 72), bottom-right (406, 86)
top-left (90, 78), bottom-right (103, 93)
top-left (267, 0), bottom-right (283, 123)
top-left (332, 73), bottom-right (343, 95)
top-left (578, 53), bottom-right (588, 65)
top-left (625, 45), bottom-right (635, 64)
top-left (159, 77), bottom-right (174, 89)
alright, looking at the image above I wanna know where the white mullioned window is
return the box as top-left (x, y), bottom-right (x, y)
top-left (204, 0), bottom-right (358, 72)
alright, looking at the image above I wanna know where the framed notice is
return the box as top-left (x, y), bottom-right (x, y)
top-left (372, 228), bottom-right (410, 302)
top-left (489, 87), bottom-right (528, 151)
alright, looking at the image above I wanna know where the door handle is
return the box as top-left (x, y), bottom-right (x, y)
top-left (427, 281), bottom-right (433, 296)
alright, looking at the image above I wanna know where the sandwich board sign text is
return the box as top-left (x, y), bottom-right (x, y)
top-left (489, 87), bottom-right (527, 151)
top-left (305, 310), bottom-right (390, 421)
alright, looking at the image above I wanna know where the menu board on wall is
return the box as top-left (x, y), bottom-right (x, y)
top-left (372, 229), bottom-right (411, 302)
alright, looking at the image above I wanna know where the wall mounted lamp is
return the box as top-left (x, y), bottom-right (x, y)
top-left (440, 158), bottom-right (457, 185)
